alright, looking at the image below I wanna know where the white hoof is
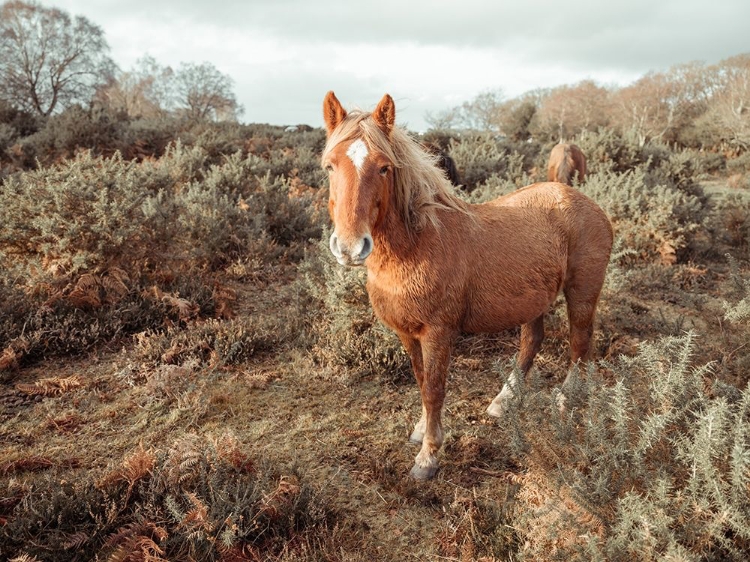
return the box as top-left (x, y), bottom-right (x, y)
top-left (409, 429), bottom-right (424, 444)
top-left (486, 396), bottom-right (507, 418)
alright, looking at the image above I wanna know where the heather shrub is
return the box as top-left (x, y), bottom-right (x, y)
top-left (117, 116), bottom-right (185, 160)
top-left (0, 122), bottom-right (18, 156)
top-left (693, 150), bottom-right (727, 175)
top-left (710, 194), bottom-right (750, 256)
top-left (0, 101), bottom-right (40, 138)
top-left (0, 435), bottom-right (337, 561)
top-left (133, 314), bottom-right (291, 369)
top-left (501, 333), bottom-right (750, 561)
top-left (724, 261), bottom-right (750, 324)
top-left (463, 150), bottom-right (533, 203)
top-left (16, 105), bottom-right (128, 165)
top-left (726, 151), bottom-right (750, 174)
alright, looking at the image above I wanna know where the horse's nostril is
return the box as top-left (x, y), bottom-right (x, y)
top-left (329, 232), bottom-right (342, 258)
top-left (359, 234), bottom-right (373, 259)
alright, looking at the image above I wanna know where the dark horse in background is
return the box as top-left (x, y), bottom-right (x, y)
top-left (322, 91), bottom-right (612, 479)
top-left (547, 143), bottom-right (587, 185)
top-left (423, 142), bottom-right (461, 187)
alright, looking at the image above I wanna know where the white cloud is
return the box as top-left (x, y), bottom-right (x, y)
top-left (47, 0), bottom-right (750, 130)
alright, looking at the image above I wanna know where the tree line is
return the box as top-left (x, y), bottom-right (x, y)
top-left (2, 0), bottom-right (749, 157)
top-left (427, 55), bottom-right (750, 153)
top-left (0, 0), bottom-right (242, 122)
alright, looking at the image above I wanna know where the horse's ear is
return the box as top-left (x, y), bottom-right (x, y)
top-left (323, 91), bottom-right (347, 136)
top-left (373, 94), bottom-right (395, 136)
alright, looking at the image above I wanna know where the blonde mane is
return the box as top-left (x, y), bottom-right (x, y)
top-left (322, 110), bottom-right (469, 234)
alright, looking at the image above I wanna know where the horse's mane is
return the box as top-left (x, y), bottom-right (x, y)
top-left (322, 110), bottom-right (469, 234)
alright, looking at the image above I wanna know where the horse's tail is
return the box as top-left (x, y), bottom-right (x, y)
top-left (556, 145), bottom-right (573, 184)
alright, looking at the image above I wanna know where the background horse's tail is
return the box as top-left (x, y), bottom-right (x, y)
top-left (556, 145), bottom-right (574, 185)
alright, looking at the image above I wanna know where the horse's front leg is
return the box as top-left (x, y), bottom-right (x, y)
top-left (410, 327), bottom-right (454, 480)
top-left (398, 334), bottom-right (427, 444)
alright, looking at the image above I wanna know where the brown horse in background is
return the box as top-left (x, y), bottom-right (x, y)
top-left (547, 143), bottom-right (587, 185)
top-left (322, 91), bottom-right (613, 479)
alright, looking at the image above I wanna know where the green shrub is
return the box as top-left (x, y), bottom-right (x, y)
top-left (574, 128), bottom-right (647, 174)
top-left (710, 194), bottom-right (750, 256)
top-left (463, 151), bottom-right (533, 203)
top-left (0, 144), bottom-right (321, 368)
top-left (17, 105), bottom-right (128, 166)
top-left (727, 151), bottom-right (750, 175)
top-left (448, 134), bottom-right (509, 190)
top-left (580, 164), bottom-right (706, 264)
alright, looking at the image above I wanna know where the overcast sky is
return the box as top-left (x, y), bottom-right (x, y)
top-left (50, 0), bottom-right (749, 131)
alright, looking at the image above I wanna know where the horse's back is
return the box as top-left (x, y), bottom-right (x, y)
top-left (483, 181), bottom-right (612, 273)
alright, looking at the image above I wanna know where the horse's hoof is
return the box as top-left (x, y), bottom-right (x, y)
top-left (486, 399), bottom-right (506, 418)
top-left (408, 430), bottom-right (424, 445)
top-left (409, 463), bottom-right (438, 480)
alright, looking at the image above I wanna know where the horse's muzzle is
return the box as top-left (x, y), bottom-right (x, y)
top-left (329, 231), bottom-right (373, 266)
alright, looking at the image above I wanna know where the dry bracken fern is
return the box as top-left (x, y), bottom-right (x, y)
top-left (16, 375), bottom-right (83, 396)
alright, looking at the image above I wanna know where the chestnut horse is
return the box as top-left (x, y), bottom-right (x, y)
top-left (547, 143), bottom-right (587, 185)
top-left (322, 92), bottom-right (612, 480)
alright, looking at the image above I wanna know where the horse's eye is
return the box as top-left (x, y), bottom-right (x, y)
top-left (325, 164), bottom-right (333, 172)
top-left (379, 165), bottom-right (389, 176)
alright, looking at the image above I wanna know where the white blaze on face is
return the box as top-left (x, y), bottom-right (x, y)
top-left (346, 139), bottom-right (369, 172)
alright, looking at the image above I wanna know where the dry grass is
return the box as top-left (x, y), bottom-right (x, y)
top-left (2, 174), bottom-right (749, 560)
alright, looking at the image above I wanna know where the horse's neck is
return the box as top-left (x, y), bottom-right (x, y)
top-left (368, 207), bottom-right (421, 273)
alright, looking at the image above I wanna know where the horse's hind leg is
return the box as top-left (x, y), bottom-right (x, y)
top-left (487, 314), bottom-right (545, 417)
top-left (559, 275), bottom-right (604, 405)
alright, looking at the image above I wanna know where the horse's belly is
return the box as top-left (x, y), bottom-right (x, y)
top-left (463, 285), bottom-right (559, 333)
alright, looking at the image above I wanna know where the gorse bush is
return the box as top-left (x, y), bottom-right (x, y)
top-left (501, 333), bottom-right (750, 561)
top-left (296, 231), bottom-right (411, 384)
top-left (579, 164), bottom-right (707, 264)
top-left (0, 142), bottom-right (322, 369)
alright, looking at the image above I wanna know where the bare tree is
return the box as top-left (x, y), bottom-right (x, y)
top-left (173, 62), bottom-right (242, 122)
top-left (96, 55), bottom-right (175, 119)
top-left (708, 54), bottom-right (750, 149)
top-left (532, 80), bottom-right (611, 141)
top-left (0, 1), bottom-right (114, 116)
top-left (612, 63), bottom-right (712, 146)
top-left (424, 107), bottom-right (461, 130)
top-left (424, 90), bottom-right (504, 132)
